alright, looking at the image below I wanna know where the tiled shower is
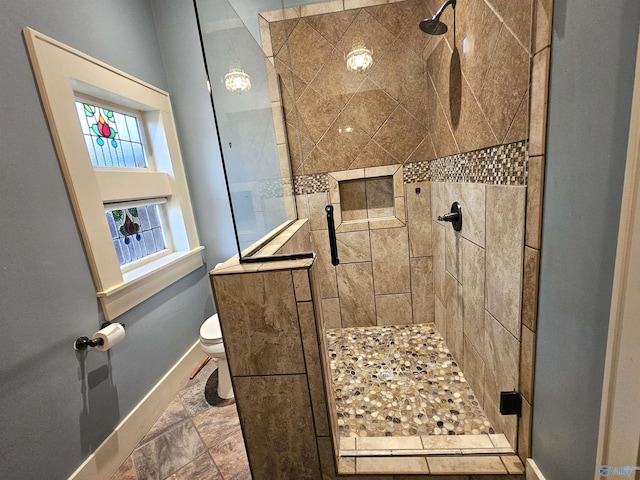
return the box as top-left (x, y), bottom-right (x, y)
top-left (207, 0), bottom-right (551, 476)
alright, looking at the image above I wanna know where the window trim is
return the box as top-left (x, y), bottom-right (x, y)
top-left (24, 28), bottom-right (204, 320)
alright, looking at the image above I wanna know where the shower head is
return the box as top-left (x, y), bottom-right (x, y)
top-left (419, 0), bottom-right (456, 35)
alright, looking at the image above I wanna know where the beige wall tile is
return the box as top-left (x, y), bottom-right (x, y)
top-left (445, 226), bottom-right (462, 280)
top-left (518, 397), bottom-right (532, 461)
top-left (357, 457), bottom-right (429, 474)
top-left (525, 155), bottom-right (545, 249)
top-left (421, 435), bottom-right (493, 449)
top-left (529, 47), bottom-right (550, 156)
top-left (233, 375), bottom-right (320, 479)
top-left (340, 437), bottom-right (356, 450)
top-left (395, 195), bottom-right (407, 223)
top-left (329, 175), bottom-right (340, 204)
top-left (483, 311), bottom-right (520, 447)
top-left (338, 457), bottom-right (356, 474)
top-left (519, 325), bottom-right (535, 403)
top-left (213, 271), bottom-right (305, 376)
top-left (460, 182), bottom-right (486, 248)
top-left (502, 455), bottom-right (525, 475)
top-left (433, 222), bottom-right (446, 302)
top-left (533, 0), bottom-right (553, 54)
top-left (463, 335), bottom-right (485, 405)
top-left (301, 0), bottom-right (344, 17)
top-left (322, 298), bottom-right (342, 329)
top-left (369, 218), bottom-right (404, 229)
top-left (297, 302), bottom-right (330, 436)
top-left (345, 0), bottom-right (388, 9)
top-left (435, 295), bottom-right (446, 341)
top-left (311, 232), bottom-right (339, 298)
top-left (366, 177), bottom-right (395, 218)
top-left (486, 0), bottom-right (533, 54)
top-left (370, 227), bottom-right (411, 294)
top-left (305, 191), bottom-right (330, 230)
top-left (428, 456), bottom-right (507, 475)
top-left (332, 169), bottom-right (365, 181)
top-left (445, 272), bottom-right (464, 361)
top-left (317, 436), bottom-right (338, 479)
top-left (365, 164), bottom-right (399, 178)
top-left (259, 17), bottom-right (273, 58)
top-left (337, 262), bottom-right (376, 327)
top-left (523, 250), bottom-right (542, 333)
top-left (461, 238), bottom-right (486, 358)
top-left (411, 257), bottom-right (435, 324)
top-left (485, 185), bottom-right (526, 340)
top-left (376, 293), bottom-right (413, 325)
top-left (336, 230), bottom-right (371, 263)
top-left (489, 434), bottom-right (513, 449)
top-left (293, 269), bottom-right (312, 301)
top-left (431, 181), bottom-right (446, 223)
top-left (340, 179), bottom-right (368, 221)
top-left (406, 181), bottom-right (433, 257)
top-left (337, 219), bottom-right (370, 232)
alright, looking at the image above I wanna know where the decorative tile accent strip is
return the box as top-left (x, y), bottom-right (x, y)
top-left (293, 173), bottom-right (329, 195)
top-left (327, 323), bottom-right (494, 438)
top-left (404, 140), bottom-right (528, 185)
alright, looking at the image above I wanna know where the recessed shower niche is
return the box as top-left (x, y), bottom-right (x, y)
top-left (329, 165), bottom-right (406, 230)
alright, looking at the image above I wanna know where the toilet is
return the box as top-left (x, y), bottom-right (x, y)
top-left (199, 313), bottom-right (234, 399)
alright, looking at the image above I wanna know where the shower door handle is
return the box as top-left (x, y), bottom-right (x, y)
top-left (325, 205), bottom-right (339, 266)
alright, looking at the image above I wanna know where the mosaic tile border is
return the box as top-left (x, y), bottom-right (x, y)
top-left (293, 141), bottom-right (528, 194)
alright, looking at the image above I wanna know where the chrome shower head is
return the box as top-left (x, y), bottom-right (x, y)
top-left (419, 0), bottom-right (456, 35)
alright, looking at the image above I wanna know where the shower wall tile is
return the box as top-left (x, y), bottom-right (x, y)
top-left (533, 0), bottom-right (553, 53)
top-left (212, 271), bottom-right (306, 377)
top-left (370, 227), bottom-right (411, 294)
top-left (519, 325), bottom-right (536, 403)
top-left (526, 155), bottom-right (545, 249)
top-left (428, 456), bottom-right (507, 475)
top-left (297, 301), bottom-right (330, 436)
top-left (485, 185), bottom-right (526, 340)
top-left (376, 293), bottom-right (413, 325)
top-left (460, 183), bottom-right (486, 248)
top-left (503, 89), bottom-right (530, 145)
top-left (366, 177), bottom-right (395, 218)
top-left (461, 238), bottom-right (485, 358)
top-left (518, 397), bottom-right (533, 460)
top-left (336, 230), bottom-right (371, 263)
top-left (337, 261), bottom-right (376, 327)
top-left (522, 246), bottom-right (540, 331)
top-left (373, 105), bottom-right (427, 163)
top-left (445, 272), bottom-right (463, 362)
top-left (445, 227), bottom-right (462, 280)
top-left (410, 257), bottom-right (434, 324)
top-left (293, 269), bottom-right (312, 301)
top-left (463, 335), bottom-right (485, 405)
top-left (406, 181), bottom-right (432, 257)
top-left (311, 232), bottom-right (339, 298)
top-left (322, 298), bottom-right (342, 329)
top-left (233, 375), bottom-right (320, 479)
top-left (486, 0), bottom-right (534, 54)
top-left (340, 179), bottom-right (368, 221)
top-left (529, 47), bottom-right (550, 156)
top-left (433, 221), bottom-right (446, 302)
top-left (435, 295), bottom-right (446, 343)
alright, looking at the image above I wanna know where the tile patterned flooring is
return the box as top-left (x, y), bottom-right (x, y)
top-left (327, 323), bottom-right (494, 437)
top-left (111, 359), bottom-right (251, 480)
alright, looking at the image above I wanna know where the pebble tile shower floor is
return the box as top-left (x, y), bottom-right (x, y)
top-left (327, 323), bottom-right (495, 438)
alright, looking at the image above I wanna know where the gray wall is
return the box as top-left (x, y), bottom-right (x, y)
top-left (0, 1), bottom-right (233, 479)
top-left (533, 1), bottom-right (640, 479)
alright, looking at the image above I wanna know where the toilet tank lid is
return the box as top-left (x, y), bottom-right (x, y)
top-left (200, 313), bottom-right (222, 340)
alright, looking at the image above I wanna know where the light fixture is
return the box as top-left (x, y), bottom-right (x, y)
top-left (346, 45), bottom-right (373, 73)
top-left (224, 66), bottom-right (251, 93)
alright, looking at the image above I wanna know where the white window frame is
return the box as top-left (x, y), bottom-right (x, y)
top-left (24, 28), bottom-right (204, 320)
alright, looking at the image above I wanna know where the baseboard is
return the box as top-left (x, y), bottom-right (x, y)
top-left (68, 341), bottom-right (203, 480)
top-left (526, 459), bottom-right (547, 480)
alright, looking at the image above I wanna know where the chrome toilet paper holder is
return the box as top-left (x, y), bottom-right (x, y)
top-left (74, 321), bottom-right (125, 351)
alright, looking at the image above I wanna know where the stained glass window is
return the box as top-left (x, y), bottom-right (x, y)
top-left (106, 204), bottom-right (167, 266)
top-left (75, 101), bottom-right (147, 168)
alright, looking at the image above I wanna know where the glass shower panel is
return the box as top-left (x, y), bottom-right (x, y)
top-left (196, 0), bottom-right (297, 257)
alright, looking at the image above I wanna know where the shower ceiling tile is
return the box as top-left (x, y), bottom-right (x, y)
top-left (486, 0), bottom-right (533, 53)
top-left (368, 39), bottom-right (424, 104)
top-left (336, 262), bottom-right (376, 327)
top-left (342, 78), bottom-right (398, 136)
top-left (317, 112), bottom-right (369, 171)
top-left (295, 86), bottom-right (342, 142)
top-left (477, 27), bottom-right (530, 144)
top-left (374, 106), bottom-right (427, 163)
top-left (336, 10), bottom-right (396, 60)
top-left (350, 139), bottom-right (397, 169)
top-left (454, 0), bottom-right (502, 96)
top-left (305, 9), bottom-right (359, 45)
top-left (286, 19), bottom-right (333, 83)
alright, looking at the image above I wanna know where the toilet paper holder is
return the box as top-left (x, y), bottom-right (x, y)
top-left (74, 321), bottom-right (125, 351)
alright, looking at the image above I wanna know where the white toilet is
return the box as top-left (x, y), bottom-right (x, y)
top-left (199, 313), bottom-right (234, 399)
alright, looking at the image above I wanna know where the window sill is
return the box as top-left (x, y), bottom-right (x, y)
top-left (97, 246), bottom-right (205, 320)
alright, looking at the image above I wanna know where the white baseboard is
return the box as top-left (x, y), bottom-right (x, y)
top-left (68, 341), bottom-right (203, 480)
top-left (527, 459), bottom-right (547, 480)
